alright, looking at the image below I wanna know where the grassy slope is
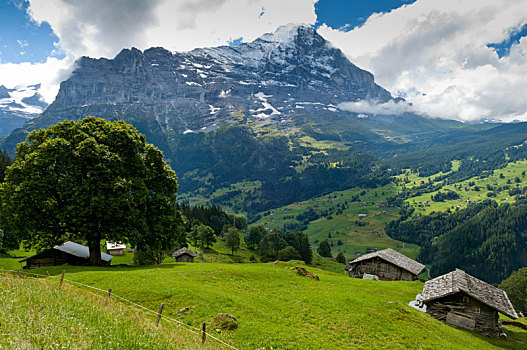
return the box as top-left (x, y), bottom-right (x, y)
top-left (4, 262), bottom-right (524, 350)
top-left (254, 184), bottom-right (419, 260)
top-left (399, 160), bottom-right (527, 215)
top-left (0, 273), bottom-right (224, 349)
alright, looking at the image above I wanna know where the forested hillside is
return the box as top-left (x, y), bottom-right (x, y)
top-left (387, 199), bottom-right (527, 283)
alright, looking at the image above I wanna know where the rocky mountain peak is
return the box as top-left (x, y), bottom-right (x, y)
top-left (28, 24), bottom-right (393, 137)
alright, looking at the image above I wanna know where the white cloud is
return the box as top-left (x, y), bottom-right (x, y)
top-left (28, 0), bottom-right (317, 56)
top-left (6, 0), bottom-right (317, 104)
top-left (146, 0), bottom-right (317, 52)
top-left (338, 100), bottom-right (413, 115)
top-left (318, 0), bottom-right (527, 122)
top-left (0, 56), bottom-right (73, 103)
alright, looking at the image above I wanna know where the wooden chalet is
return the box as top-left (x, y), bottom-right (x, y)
top-left (421, 269), bottom-right (518, 335)
top-left (19, 241), bottom-right (113, 269)
top-left (348, 248), bottom-right (425, 281)
top-left (172, 247), bottom-right (197, 262)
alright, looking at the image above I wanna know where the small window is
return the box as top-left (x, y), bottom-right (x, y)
top-left (474, 305), bottom-right (481, 313)
top-left (462, 295), bottom-right (470, 303)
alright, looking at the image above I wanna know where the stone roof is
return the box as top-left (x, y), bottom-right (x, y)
top-left (421, 269), bottom-right (518, 319)
top-left (20, 241), bottom-right (113, 263)
top-left (349, 248), bottom-right (425, 276)
top-left (172, 247), bottom-right (197, 258)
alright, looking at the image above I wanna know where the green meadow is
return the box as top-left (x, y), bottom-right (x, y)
top-left (2, 261), bottom-right (525, 349)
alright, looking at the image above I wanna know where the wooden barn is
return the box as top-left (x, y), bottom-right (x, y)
top-left (19, 241), bottom-right (113, 269)
top-left (420, 269), bottom-right (518, 335)
top-left (348, 248), bottom-right (425, 281)
top-left (172, 247), bottom-right (197, 262)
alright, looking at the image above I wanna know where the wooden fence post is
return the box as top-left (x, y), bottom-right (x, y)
top-left (105, 288), bottom-right (112, 306)
top-left (18, 266), bottom-right (22, 280)
top-left (59, 270), bottom-right (65, 290)
top-left (156, 303), bottom-right (164, 327)
top-left (202, 322), bottom-right (206, 344)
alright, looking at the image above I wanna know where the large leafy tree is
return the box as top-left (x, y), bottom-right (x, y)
top-left (0, 117), bottom-right (183, 265)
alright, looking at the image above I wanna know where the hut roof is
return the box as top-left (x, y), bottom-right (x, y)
top-left (421, 269), bottom-right (518, 319)
top-left (106, 241), bottom-right (126, 250)
top-left (172, 247), bottom-right (197, 259)
top-left (20, 241), bottom-right (113, 263)
top-left (349, 248), bottom-right (425, 276)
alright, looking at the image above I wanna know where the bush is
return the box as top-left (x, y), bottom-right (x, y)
top-left (278, 246), bottom-right (301, 261)
top-left (133, 250), bottom-right (158, 266)
top-left (336, 252), bottom-right (346, 264)
top-left (317, 239), bottom-right (332, 258)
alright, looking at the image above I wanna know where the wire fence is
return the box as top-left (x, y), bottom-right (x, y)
top-left (0, 268), bottom-right (238, 350)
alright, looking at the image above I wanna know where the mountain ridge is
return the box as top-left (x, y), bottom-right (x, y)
top-left (32, 24), bottom-right (392, 135)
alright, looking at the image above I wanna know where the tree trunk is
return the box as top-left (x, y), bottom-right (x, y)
top-left (88, 239), bottom-right (102, 265)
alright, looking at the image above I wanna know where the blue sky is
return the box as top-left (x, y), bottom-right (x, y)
top-left (315, 0), bottom-right (416, 31)
top-left (0, 0), bottom-right (62, 63)
top-left (0, 0), bottom-right (527, 122)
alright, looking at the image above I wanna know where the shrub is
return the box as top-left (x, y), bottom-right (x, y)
top-left (278, 246), bottom-right (301, 261)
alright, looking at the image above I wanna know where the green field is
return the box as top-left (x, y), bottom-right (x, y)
top-left (254, 184), bottom-right (420, 261)
top-left (2, 262), bottom-right (525, 349)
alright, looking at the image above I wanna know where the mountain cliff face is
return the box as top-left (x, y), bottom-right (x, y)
top-left (31, 24), bottom-right (392, 134)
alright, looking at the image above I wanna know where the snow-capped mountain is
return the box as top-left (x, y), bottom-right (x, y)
top-left (31, 24), bottom-right (392, 134)
top-left (0, 84), bottom-right (48, 136)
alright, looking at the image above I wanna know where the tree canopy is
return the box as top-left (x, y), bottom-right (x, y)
top-left (0, 117), bottom-right (183, 265)
top-left (317, 239), bottom-right (332, 258)
top-left (246, 226), bottom-right (266, 249)
top-left (499, 267), bottom-right (527, 312)
top-left (225, 227), bottom-right (240, 255)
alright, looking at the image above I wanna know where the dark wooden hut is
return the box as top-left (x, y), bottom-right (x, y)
top-left (19, 241), bottom-right (113, 269)
top-left (421, 269), bottom-right (518, 335)
top-left (348, 248), bottom-right (425, 281)
top-left (172, 247), bottom-right (197, 262)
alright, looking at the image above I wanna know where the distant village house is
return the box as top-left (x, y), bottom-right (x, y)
top-left (420, 269), bottom-right (518, 335)
top-left (348, 248), bottom-right (425, 281)
top-left (106, 241), bottom-right (126, 255)
top-left (19, 241), bottom-right (113, 269)
top-left (172, 247), bottom-right (197, 262)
